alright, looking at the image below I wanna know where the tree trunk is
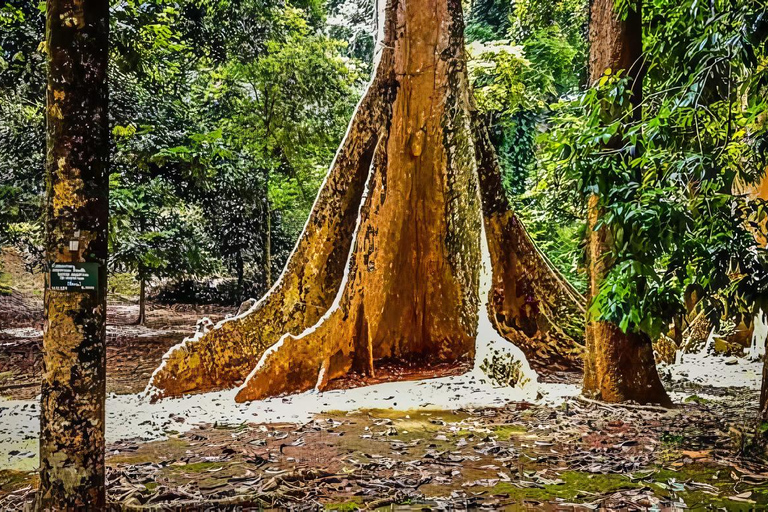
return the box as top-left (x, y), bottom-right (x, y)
top-left (38, 0), bottom-right (109, 507)
top-left (235, 249), bottom-right (244, 303)
top-left (137, 274), bottom-right (146, 326)
top-left (582, 0), bottom-right (670, 405)
top-left (147, 0), bottom-right (584, 402)
top-left (264, 203), bottom-right (272, 289)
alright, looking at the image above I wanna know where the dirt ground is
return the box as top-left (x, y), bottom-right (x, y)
top-left (2, 298), bottom-right (768, 511)
top-left (0, 301), bottom-right (234, 400)
top-left (2, 253), bottom-right (768, 510)
top-left (2, 382), bottom-right (768, 510)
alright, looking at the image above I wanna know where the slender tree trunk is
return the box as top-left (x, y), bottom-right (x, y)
top-left (582, 0), bottom-right (670, 405)
top-left (38, 0), bottom-right (109, 507)
top-left (761, 361), bottom-right (768, 421)
top-left (671, 315), bottom-right (684, 345)
top-left (264, 203), bottom-right (272, 289)
top-left (137, 273), bottom-right (146, 325)
top-left (235, 249), bottom-right (244, 302)
top-left (147, 0), bottom-right (585, 401)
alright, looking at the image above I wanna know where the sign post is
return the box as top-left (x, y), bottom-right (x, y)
top-left (50, 262), bottom-right (100, 292)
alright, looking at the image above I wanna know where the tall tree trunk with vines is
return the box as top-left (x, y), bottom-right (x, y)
top-left (582, 0), bottom-right (670, 405)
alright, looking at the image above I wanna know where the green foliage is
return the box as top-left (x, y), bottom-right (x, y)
top-left (544, 0), bottom-right (768, 336)
top-left (0, 1), bottom-right (44, 265)
top-left (0, 0), bottom-right (362, 302)
top-left (466, 0), bottom-right (513, 41)
top-left (467, 1), bottom-right (588, 289)
top-left (466, 0), bottom-right (768, 327)
top-left (510, 0), bottom-right (588, 84)
top-left (108, 174), bottom-right (215, 282)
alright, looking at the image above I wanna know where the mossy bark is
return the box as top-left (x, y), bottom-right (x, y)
top-left (38, 0), bottom-right (109, 508)
top-left (149, 0), bottom-right (584, 402)
top-left (582, 0), bottom-right (670, 405)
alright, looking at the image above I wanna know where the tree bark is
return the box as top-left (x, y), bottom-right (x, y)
top-left (264, 202), bottom-right (272, 289)
top-left (137, 274), bottom-right (146, 326)
top-left (38, 0), bottom-right (109, 507)
top-left (582, 0), bottom-right (670, 405)
top-left (147, 0), bottom-right (584, 402)
top-left (235, 249), bottom-right (244, 303)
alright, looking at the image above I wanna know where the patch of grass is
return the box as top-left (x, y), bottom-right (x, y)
top-left (0, 270), bottom-right (13, 288)
top-left (660, 432), bottom-right (685, 447)
top-left (490, 424), bottom-right (527, 440)
top-left (324, 500), bottom-right (362, 511)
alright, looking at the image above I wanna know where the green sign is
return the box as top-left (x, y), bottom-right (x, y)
top-left (50, 263), bottom-right (99, 292)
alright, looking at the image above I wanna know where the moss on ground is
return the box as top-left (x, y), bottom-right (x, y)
top-left (645, 464), bottom-right (768, 509)
top-left (488, 471), bottom-right (640, 502)
top-left (333, 408), bottom-right (472, 424)
top-left (490, 424), bottom-right (527, 440)
top-left (683, 395), bottom-right (714, 405)
top-left (324, 499), bottom-right (363, 511)
top-left (168, 461), bottom-right (224, 473)
top-left (0, 269), bottom-right (13, 292)
top-left (0, 470), bottom-right (35, 493)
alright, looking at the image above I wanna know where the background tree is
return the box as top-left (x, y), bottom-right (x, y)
top-left (108, 174), bottom-right (213, 323)
top-left (540, 0), bottom-right (768, 403)
top-left (1, 0), bottom-right (363, 307)
top-left (0, 2), bottom-right (45, 271)
top-left (578, 0), bottom-right (670, 404)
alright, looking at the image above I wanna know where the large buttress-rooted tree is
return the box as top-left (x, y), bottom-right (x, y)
top-left (582, 0), bottom-right (671, 405)
top-left (148, 0), bottom-right (585, 402)
top-left (38, 0), bottom-right (109, 508)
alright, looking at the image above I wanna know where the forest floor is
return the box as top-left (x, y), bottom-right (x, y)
top-left (1, 300), bottom-right (767, 510)
top-left (2, 256), bottom-right (768, 509)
